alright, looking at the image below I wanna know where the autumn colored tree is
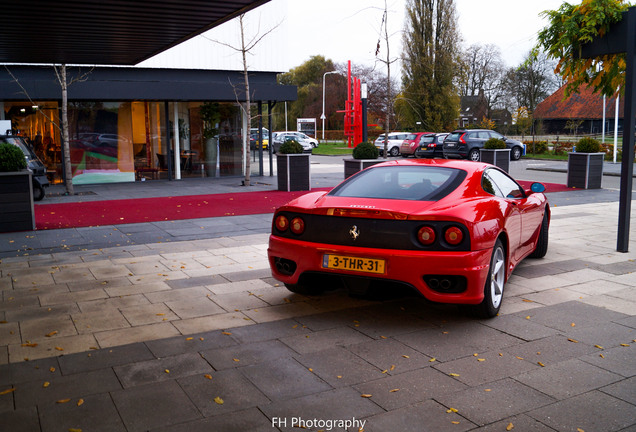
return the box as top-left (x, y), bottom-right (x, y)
top-left (536, 0), bottom-right (630, 97)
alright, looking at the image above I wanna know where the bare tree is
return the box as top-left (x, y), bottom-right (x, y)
top-left (375, 0), bottom-right (401, 159)
top-left (203, 14), bottom-right (280, 186)
top-left (458, 43), bottom-right (505, 109)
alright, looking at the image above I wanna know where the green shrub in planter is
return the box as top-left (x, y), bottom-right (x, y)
top-left (279, 139), bottom-right (304, 154)
top-left (525, 140), bottom-right (548, 154)
top-left (352, 141), bottom-right (379, 159)
top-left (575, 137), bottom-right (601, 153)
top-left (484, 138), bottom-right (506, 149)
top-left (0, 142), bottom-right (27, 172)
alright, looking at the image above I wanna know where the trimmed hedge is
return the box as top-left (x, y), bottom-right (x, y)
top-left (575, 137), bottom-right (601, 153)
top-left (279, 139), bottom-right (304, 154)
top-left (484, 137), bottom-right (506, 149)
top-left (0, 142), bottom-right (27, 172)
top-left (352, 141), bottom-right (379, 159)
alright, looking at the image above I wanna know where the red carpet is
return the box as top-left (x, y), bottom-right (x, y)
top-left (35, 189), bottom-right (331, 230)
top-left (34, 182), bottom-right (573, 230)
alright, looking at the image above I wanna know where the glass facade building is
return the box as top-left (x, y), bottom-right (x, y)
top-left (0, 66), bottom-right (295, 185)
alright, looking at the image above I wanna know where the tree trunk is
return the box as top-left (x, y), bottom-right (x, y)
top-left (60, 65), bottom-right (73, 195)
top-left (384, 5), bottom-right (391, 159)
top-left (240, 16), bottom-right (251, 186)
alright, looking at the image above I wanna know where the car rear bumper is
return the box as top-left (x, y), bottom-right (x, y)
top-left (268, 235), bottom-right (492, 305)
top-left (442, 148), bottom-right (466, 159)
top-left (415, 148), bottom-right (444, 158)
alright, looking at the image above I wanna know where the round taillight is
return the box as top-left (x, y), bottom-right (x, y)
top-left (290, 217), bottom-right (305, 235)
top-left (275, 215), bottom-right (289, 232)
top-left (444, 226), bottom-right (463, 245)
top-left (417, 226), bottom-right (436, 246)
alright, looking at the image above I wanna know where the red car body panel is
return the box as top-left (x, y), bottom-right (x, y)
top-left (268, 159), bottom-right (549, 305)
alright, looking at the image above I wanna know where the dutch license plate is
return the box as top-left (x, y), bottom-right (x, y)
top-left (322, 254), bottom-right (385, 274)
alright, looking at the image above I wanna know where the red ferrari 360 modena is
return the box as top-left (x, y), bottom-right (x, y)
top-left (268, 159), bottom-right (550, 317)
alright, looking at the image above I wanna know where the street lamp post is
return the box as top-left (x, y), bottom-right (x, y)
top-left (322, 71), bottom-right (339, 140)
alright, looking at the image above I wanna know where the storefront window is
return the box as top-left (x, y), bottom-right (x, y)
top-left (3, 101), bottom-right (62, 182)
top-left (3, 99), bottom-right (259, 184)
top-left (68, 102), bottom-right (135, 184)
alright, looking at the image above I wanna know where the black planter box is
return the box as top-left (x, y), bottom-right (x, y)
top-left (479, 149), bottom-right (510, 172)
top-left (0, 171), bottom-right (35, 232)
top-left (277, 154), bottom-right (311, 191)
top-left (567, 152), bottom-right (604, 189)
top-left (344, 159), bottom-right (384, 178)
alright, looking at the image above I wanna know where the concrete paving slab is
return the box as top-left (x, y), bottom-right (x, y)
top-left (111, 380), bottom-right (201, 432)
top-left (514, 358), bottom-right (623, 399)
top-left (114, 352), bottom-right (212, 388)
top-left (363, 399), bottom-right (475, 432)
top-left (200, 339), bottom-right (297, 371)
top-left (601, 376), bottom-right (636, 405)
top-left (38, 392), bottom-right (126, 432)
top-left (528, 391), bottom-right (636, 432)
top-left (259, 387), bottom-right (383, 431)
top-left (353, 367), bottom-right (468, 411)
top-left (348, 337), bottom-right (435, 374)
top-left (178, 369), bottom-right (271, 418)
top-left (435, 378), bottom-right (556, 426)
top-left (240, 357), bottom-right (332, 400)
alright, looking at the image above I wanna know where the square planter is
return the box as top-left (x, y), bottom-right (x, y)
top-left (479, 149), bottom-right (510, 172)
top-left (0, 170), bottom-right (35, 232)
top-left (344, 159), bottom-right (384, 178)
top-left (277, 153), bottom-right (311, 191)
top-left (567, 152), bottom-right (604, 189)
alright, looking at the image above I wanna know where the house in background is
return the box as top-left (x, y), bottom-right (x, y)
top-left (490, 108), bottom-right (513, 130)
top-left (533, 84), bottom-right (624, 135)
top-left (458, 90), bottom-right (488, 127)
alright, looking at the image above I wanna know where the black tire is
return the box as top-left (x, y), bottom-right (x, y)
top-left (529, 210), bottom-right (549, 258)
top-left (468, 148), bottom-right (480, 161)
top-left (473, 239), bottom-right (506, 318)
top-left (511, 146), bottom-right (523, 161)
top-left (389, 146), bottom-right (400, 157)
top-left (33, 184), bottom-right (45, 201)
top-left (284, 283), bottom-right (324, 296)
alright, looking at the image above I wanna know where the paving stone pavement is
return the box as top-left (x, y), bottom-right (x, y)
top-left (1, 160), bottom-right (635, 431)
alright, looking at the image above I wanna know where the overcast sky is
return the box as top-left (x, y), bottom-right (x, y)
top-left (283, 0), bottom-right (565, 70)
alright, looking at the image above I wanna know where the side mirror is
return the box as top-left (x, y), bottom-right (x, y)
top-left (530, 182), bottom-right (546, 193)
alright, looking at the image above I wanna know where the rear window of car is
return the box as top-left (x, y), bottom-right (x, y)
top-left (445, 132), bottom-right (462, 142)
top-left (406, 134), bottom-right (418, 140)
top-left (419, 136), bottom-right (435, 144)
top-left (329, 166), bottom-right (467, 201)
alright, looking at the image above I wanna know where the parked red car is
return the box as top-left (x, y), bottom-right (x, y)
top-left (268, 159), bottom-right (550, 318)
top-left (399, 132), bottom-right (431, 157)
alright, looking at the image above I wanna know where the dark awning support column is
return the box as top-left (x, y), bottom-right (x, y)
top-left (268, 101), bottom-right (275, 176)
top-left (616, 8), bottom-right (635, 252)
top-left (257, 101), bottom-right (264, 176)
top-left (165, 101), bottom-right (172, 181)
top-left (580, 7), bottom-right (636, 252)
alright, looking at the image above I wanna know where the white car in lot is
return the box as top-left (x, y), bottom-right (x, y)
top-left (273, 131), bottom-right (319, 148)
top-left (272, 133), bottom-right (313, 153)
top-left (374, 132), bottom-right (410, 156)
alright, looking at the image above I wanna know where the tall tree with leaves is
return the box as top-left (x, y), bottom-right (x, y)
top-left (535, 0), bottom-right (630, 97)
top-left (401, 0), bottom-right (461, 132)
